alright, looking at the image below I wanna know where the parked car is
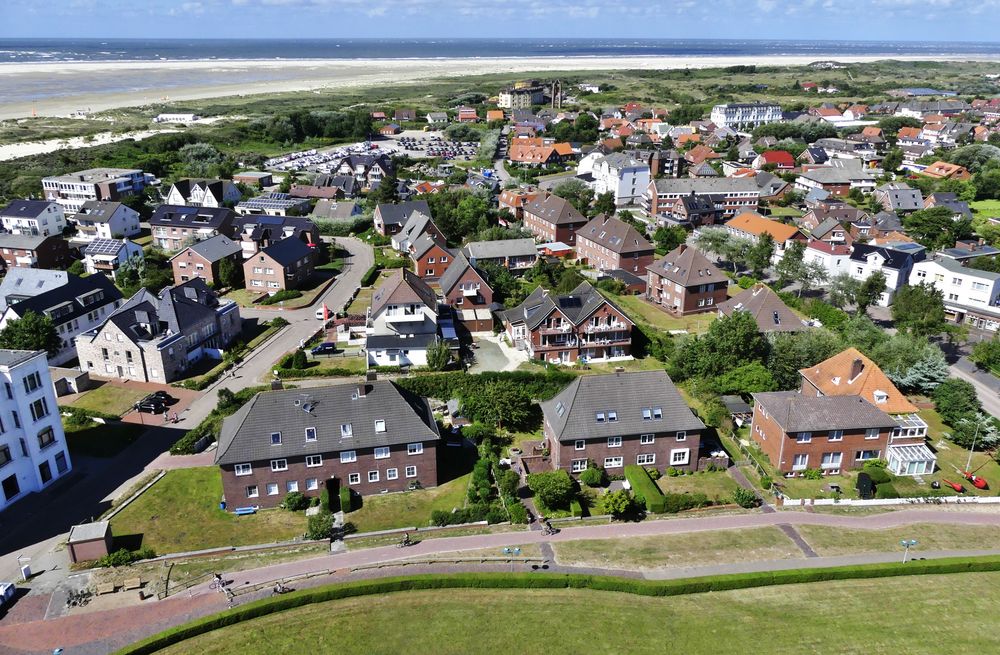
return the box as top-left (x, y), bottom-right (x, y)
top-left (311, 342), bottom-right (338, 356)
top-left (0, 582), bottom-right (15, 609)
top-left (135, 398), bottom-right (166, 414)
top-left (149, 390), bottom-right (173, 402)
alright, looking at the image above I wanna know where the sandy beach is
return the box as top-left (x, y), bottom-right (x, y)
top-left (1, 54), bottom-right (997, 121)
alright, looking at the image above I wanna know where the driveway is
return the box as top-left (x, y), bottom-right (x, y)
top-left (468, 335), bottom-right (528, 373)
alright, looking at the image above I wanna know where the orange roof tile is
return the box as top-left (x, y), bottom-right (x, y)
top-left (800, 347), bottom-right (918, 414)
top-left (725, 212), bottom-right (803, 243)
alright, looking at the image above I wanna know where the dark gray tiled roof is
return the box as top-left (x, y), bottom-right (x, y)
top-left (0, 233), bottom-right (50, 250)
top-left (522, 195), bottom-right (586, 226)
top-left (150, 205), bottom-right (235, 230)
top-left (500, 281), bottom-right (629, 331)
top-left (260, 236), bottom-right (313, 267)
top-left (371, 269), bottom-right (437, 316)
top-left (366, 332), bottom-right (438, 350)
top-left (577, 215), bottom-right (652, 255)
top-left (0, 200), bottom-right (55, 219)
top-left (717, 285), bottom-right (806, 333)
top-left (0, 349), bottom-right (43, 368)
top-left (752, 391), bottom-right (898, 432)
top-left (646, 245), bottom-right (724, 286)
top-left (463, 238), bottom-right (537, 260)
top-left (438, 252), bottom-right (486, 296)
top-left (215, 381), bottom-right (441, 465)
top-left (541, 370), bottom-right (705, 442)
top-left (183, 234), bottom-right (242, 262)
top-left (376, 200), bottom-right (431, 227)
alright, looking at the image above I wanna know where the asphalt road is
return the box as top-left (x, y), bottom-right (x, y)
top-left (949, 358), bottom-right (1000, 420)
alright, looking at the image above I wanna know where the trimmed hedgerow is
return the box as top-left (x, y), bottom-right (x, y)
top-left (339, 486), bottom-right (353, 513)
top-left (115, 557), bottom-right (1000, 655)
top-left (624, 465), bottom-right (666, 513)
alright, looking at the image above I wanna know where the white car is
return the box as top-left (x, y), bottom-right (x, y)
top-left (0, 582), bottom-right (14, 609)
top-left (315, 306), bottom-right (328, 320)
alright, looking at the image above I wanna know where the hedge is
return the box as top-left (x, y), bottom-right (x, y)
top-left (570, 499), bottom-right (584, 517)
top-left (396, 370), bottom-right (577, 403)
top-left (339, 487), bottom-right (353, 513)
top-left (114, 558), bottom-right (1000, 655)
top-left (360, 265), bottom-right (381, 286)
top-left (59, 405), bottom-right (121, 423)
top-left (624, 465), bottom-right (666, 513)
top-left (259, 289), bottom-right (303, 305)
top-left (276, 367), bottom-right (359, 379)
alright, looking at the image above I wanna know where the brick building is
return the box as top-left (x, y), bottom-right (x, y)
top-left (409, 234), bottom-right (453, 281)
top-left (438, 253), bottom-right (494, 333)
top-left (574, 215), bottom-right (654, 274)
top-left (540, 370), bottom-right (705, 475)
top-left (215, 378), bottom-right (441, 508)
top-left (243, 237), bottom-right (316, 295)
top-left (522, 194), bottom-right (588, 245)
top-left (645, 245), bottom-right (728, 316)
top-left (170, 234), bottom-right (243, 287)
top-left (0, 234), bottom-right (71, 271)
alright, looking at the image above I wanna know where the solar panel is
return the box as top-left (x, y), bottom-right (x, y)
top-left (85, 239), bottom-right (123, 256)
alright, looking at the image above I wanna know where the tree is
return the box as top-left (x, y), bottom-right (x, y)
top-left (882, 148), bottom-right (903, 173)
top-left (766, 329), bottom-right (845, 389)
top-left (855, 271), bottom-right (887, 316)
top-left (903, 206), bottom-right (973, 250)
top-left (0, 310), bottom-right (61, 356)
top-left (592, 191), bottom-right (617, 218)
top-left (948, 412), bottom-right (1000, 451)
top-left (67, 260), bottom-right (86, 276)
top-left (796, 259), bottom-right (828, 297)
top-left (552, 179), bottom-right (594, 216)
top-left (674, 311), bottom-right (769, 379)
top-left (478, 262), bottom-right (520, 306)
top-left (774, 240), bottom-right (805, 287)
top-left (526, 470), bottom-right (575, 510)
top-left (744, 233), bottom-right (774, 279)
top-left (367, 168), bottom-right (400, 206)
top-left (602, 488), bottom-right (639, 519)
top-left (932, 378), bottom-right (982, 428)
top-left (218, 255), bottom-right (243, 289)
top-left (874, 336), bottom-right (949, 394)
top-left (827, 272), bottom-right (860, 309)
top-left (712, 362), bottom-right (778, 395)
top-left (426, 340), bottom-right (451, 371)
top-left (460, 380), bottom-right (530, 430)
top-left (694, 227), bottom-right (730, 260)
top-left (653, 226), bottom-right (687, 254)
top-left (179, 142), bottom-right (224, 177)
top-left (970, 335), bottom-right (1000, 372)
top-left (554, 267), bottom-right (587, 295)
top-left (891, 283), bottom-right (947, 337)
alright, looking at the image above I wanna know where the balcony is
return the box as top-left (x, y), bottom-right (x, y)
top-left (462, 286), bottom-right (479, 297)
top-left (585, 323), bottom-right (628, 333)
top-left (384, 311), bottom-right (424, 324)
top-left (539, 325), bottom-right (572, 335)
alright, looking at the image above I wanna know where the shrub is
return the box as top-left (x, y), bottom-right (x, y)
top-left (284, 492), bottom-right (309, 511)
top-left (430, 505), bottom-right (490, 526)
top-left (396, 370), bottom-right (576, 404)
top-left (667, 467), bottom-right (680, 477)
top-left (461, 422), bottom-right (496, 444)
top-left (875, 484), bottom-right (900, 499)
top-left (495, 467), bottom-right (519, 497)
top-left (624, 465), bottom-right (667, 513)
top-left (732, 487), bottom-right (760, 509)
top-left (507, 501), bottom-right (529, 524)
top-left (805, 299), bottom-right (849, 329)
top-left (486, 504), bottom-right (509, 524)
top-left (320, 488), bottom-right (330, 512)
top-left (662, 492), bottom-right (710, 514)
top-left (270, 317), bottom-right (290, 328)
top-left (579, 466), bottom-right (606, 488)
top-left (360, 265), bottom-right (380, 286)
top-left (570, 499), bottom-right (584, 517)
top-left (760, 475), bottom-right (773, 490)
top-left (292, 349), bottom-right (308, 369)
top-left (95, 547), bottom-right (156, 568)
top-left (863, 458), bottom-right (888, 470)
top-left (305, 511), bottom-right (334, 540)
top-left (259, 289), bottom-right (303, 305)
top-left (802, 468), bottom-right (823, 480)
top-left (738, 275), bottom-right (759, 289)
top-left (865, 467), bottom-right (892, 485)
top-left (339, 486), bottom-right (353, 513)
top-left (856, 472), bottom-right (875, 499)
top-left (526, 470), bottom-right (575, 510)
top-left (645, 467), bottom-right (661, 481)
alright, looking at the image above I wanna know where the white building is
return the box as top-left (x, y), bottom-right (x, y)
top-left (577, 152), bottom-right (651, 206)
top-left (82, 239), bottom-right (145, 280)
top-left (0, 349), bottom-right (72, 513)
top-left (911, 256), bottom-right (1000, 309)
top-left (847, 243), bottom-right (924, 307)
top-left (803, 240), bottom-right (852, 279)
top-left (366, 269), bottom-right (439, 368)
top-left (709, 103), bottom-right (783, 130)
top-left (165, 179), bottom-right (242, 208)
top-left (0, 200), bottom-right (66, 237)
top-left (41, 168), bottom-right (155, 214)
top-left (72, 201), bottom-right (141, 242)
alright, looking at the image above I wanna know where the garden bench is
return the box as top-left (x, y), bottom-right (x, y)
top-left (123, 577), bottom-right (142, 591)
top-left (96, 582), bottom-right (116, 595)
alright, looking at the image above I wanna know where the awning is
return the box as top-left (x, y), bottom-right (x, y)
top-left (888, 443), bottom-right (937, 463)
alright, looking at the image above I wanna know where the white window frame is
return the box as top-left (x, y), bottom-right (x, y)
top-left (865, 428), bottom-right (880, 440)
top-left (234, 463), bottom-right (252, 477)
top-left (305, 478), bottom-right (319, 491)
top-left (574, 439), bottom-right (586, 451)
top-left (270, 432), bottom-right (282, 445)
top-left (640, 434), bottom-right (654, 445)
top-left (340, 450), bottom-right (357, 463)
top-left (270, 459), bottom-right (288, 472)
top-left (266, 483), bottom-right (279, 496)
top-left (286, 480), bottom-right (299, 493)
top-left (375, 446), bottom-right (390, 459)
top-left (407, 442), bottom-right (423, 455)
top-left (796, 432), bottom-right (812, 443)
top-left (670, 449), bottom-right (690, 466)
top-left (386, 468), bottom-right (398, 480)
top-left (792, 453), bottom-right (809, 470)
top-left (637, 453), bottom-right (656, 466)
top-left (607, 436), bottom-right (622, 448)
top-left (305, 427), bottom-right (317, 442)
top-left (306, 455), bottom-right (323, 468)
top-left (368, 470), bottom-right (379, 483)
top-left (675, 431), bottom-right (686, 442)
top-left (405, 465), bottom-right (417, 478)
top-left (604, 456), bottom-right (624, 469)
top-left (828, 430), bottom-right (843, 441)
top-left (374, 419), bottom-right (387, 433)
top-left (348, 472), bottom-right (361, 485)
top-left (246, 485), bottom-right (259, 498)
top-left (571, 458), bottom-right (588, 473)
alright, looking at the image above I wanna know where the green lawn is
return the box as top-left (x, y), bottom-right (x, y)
top-left (656, 469), bottom-right (742, 504)
top-left (157, 573), bottom-right (1000, 654)
top-left (67, 383), bottom-right (150, 417)
top-left (971, 200), bottom-right (1000, 219)
top-left (607, 292), bottom-right (716, 334)
top-left (63, 420), bottom-right (146, 458)
top-left (110, 467), bottom-right (306, 554)
top-left (798, 523), bottom-right (1000, 557)
top-left (767, 206), bottom-right (805, 219)
top-left (344, 473), bottom-right (472, 533)
top-left (554, 526), bottom-right (802, 569)
top-left (346, 287), bottom-right (373, 315)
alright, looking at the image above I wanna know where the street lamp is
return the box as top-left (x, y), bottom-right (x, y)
top-left (900, 539), bottom-right (918, 563)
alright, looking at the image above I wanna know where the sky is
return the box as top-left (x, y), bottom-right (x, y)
top-left (4, 0), bottom-right (1000, 41)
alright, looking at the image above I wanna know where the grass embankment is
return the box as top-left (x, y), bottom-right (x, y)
top-left (345, 473), bottom-right (472, 533)
top-left (110, 468), bottom-right (306, 554)
top-left (146, 571), bottom-right (1000, 655)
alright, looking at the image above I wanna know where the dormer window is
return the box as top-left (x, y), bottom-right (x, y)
top-left (305, 427), bottom-right (317, 441)
top-left (341, 423), bottom-right (353, 438)
top-left (873, 391), bottom-right (888, 404)
top-left (270, 432), bottom-right (282, 445)
top-left (595, 411), bottom-right (606, 423)
top-left (607, 410), bottom-right (618, 422)
top-left (653, 407), bottom-right (662, 419)
top-left (375, 419), bottom-right (386, 433)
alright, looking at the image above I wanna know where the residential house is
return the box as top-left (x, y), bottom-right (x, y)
top-left (334, 154), bottom-right (395, 188)
top-left (684, 144), bottom-right (722, 167)
top-left (462, 239), bottom-right (538, 274)
top-left (575, 215), bottom-right (655, 274)
top-left (149, 205), bottom-right (236, 252)
top-left (0, 270), bottom-right (123, 365)
top-left (799, 203), bottom-right (867, 233)
top-left (799, 348), bottom-right (934, 476)
top-left (522, 194), bottom-right (589, 245)
top-left (498, 187), bottom-right (540, 223)
top-left (71, 201), bottom-right (140, 241)
top-left (82, 239), bottom-right (144, 280)
top-left (164, 179), bottom-right (241, 208)
top-left (409, 234), bottom-right (453, 281)
top-left (938, 240), bottom-right (1000, 262)
top-left (379, 124), bottom-right (401, 136)
top-left (809, 217), bottom-right (853, 246)
top-left (456, 106), bottom-right (479, 123)
top-left (924, 192), bottom-right (973, 220)
top-left (645, 245), bottom-right (728, 316)
top-left (0, 350), bottom-right (72, 513)
top-left (507, 142), bottom-right (573, 167)
top-left (848, 242), bottom-right (925, 306)
top-left (230, 215), bottom-right (320, 259)
top-left (235, 193), bottom-right (311, 217)
top-left (798, 147), bottom-right (830, 166)
top-left (391, 212), bottom-right (444, 253)
top-left (717, 283), bottom-right (807, 333)
top-left (642, 178), bottom-right (760, 219)
top-left (724, 212), bottom-right (807, 263)
top-left (214, 378), bottom-right (441, 507)
top-left (752, 150), bottom-right (796, 171)
top-left (749, 392), bottom-right (901, 476)
top-left (499, 85), bottom-right (545, 109)
top-left (540, 370), bottom-right (706, 475)
top-left (76, 279), bottom-right (241, 384)
top-left (233, 172), bottom-right (273, 188)
top-left (669, 193), bottom-right (723, 227)
top-left (170, 234), bottom-right (243, 286)
top-left (803, 239), bottom-right (851, 279)
top-left (0, 200), bottom-right (66, 237)
top-left (709, 103), bottom-right (783, 129)
top-left (795, 163), bottom-right (876, 197)
top-left (499, 282), bottom-right (634, 364)
top-left (0, 234), bottom-right (71, 271)
top-left (243, 237), bottom-right (316, 295)
top-left (688, 162), bottom-right (720, 178)
top-left (311, 200), bottom-right (362, 222)
top-left (576, 153), bottom-right (651, 206)
top-left (394, 109), bottom-right (417, 122)
top-left (366, 269), bottom-right (439, 368)
top-left (911, 255), bottom-right (1000, 327)
top-left (292, 173), bottom-right (359, 200)
top-left (41, 168), bottom-right (154, 213)
top-left (921, 161), bottom-right (972, 180)
top-left (629, 148), bottom-right (681, 178)
top-left (374, 200), bottom-right (433, 236)
top-left (426, 112), bottom-right (449, 125)
top-left (438, 253), bottom-right (494, 333)
top-left (874, 183), bottom-right (923, 213)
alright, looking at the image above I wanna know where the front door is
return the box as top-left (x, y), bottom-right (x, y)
top-left (117, 366), bottom-right (124, 377)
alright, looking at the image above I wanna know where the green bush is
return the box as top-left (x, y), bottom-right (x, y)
top-left (856, 472), bottom-right (875, 499)
top-left (430, 505), bottom-right (489, 526)
top-left (320, 488), bottom-right (330, 513)
top-left (662, 492), bottom-right (710, 514)
top-left (361, 265), bottom-right (381, 286)
top-left (284, 492), bottom-right (309, 511)
top-left (258, 289), bottom-right (303, 305)
top-left (760, 475), bottom-right (773, 490)
top-left (292, 349), bottom-right (308, 369)
top-left (802, 468), bottom-right (823, 480)
top-left (270, 317), bottom-right (290, 328)
top-left (527, 470), bottom-right (575, 510)
top-left (624, 465), bottom-right (667, 513)
top-left (305, 511), bottom-right (333, 540)
top-left (645, 467), bottom-right (661, 481)
top-left (875, 484), bottom-right (900, 499)
top-left (737, 275), bottom-right (759, 289)
top-left (495, 467), bottom-right (519, 497)
top-left (339, 486), bottom-right (353, 513)
top-left (865, 467), bottom-right (892, 485)
top-left (507, 500), bottom-right (529, 524)
top-left (579, 466), bottom-right (606, 488)
top-left (570, 499), bottom-right (583, 517)
top-left (95, 546), bottom-right (156, 568)
top-left (732, 487), bottom-right (760, 509)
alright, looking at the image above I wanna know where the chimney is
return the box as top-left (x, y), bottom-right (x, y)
top-left (357, 370), bottom-right (377, 398)
top-left (850, 358), bottom-right (864, 382)
top-left (678, 244), bottom-right (687, 254)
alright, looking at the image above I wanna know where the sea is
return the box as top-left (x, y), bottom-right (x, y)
top-left (4, 37), bottom-right (1000, 63)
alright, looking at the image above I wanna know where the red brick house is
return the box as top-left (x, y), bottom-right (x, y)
top-left (541, 370), bottom-right (706, 475)
top-left (645, 245), bottom-right (728, 316)
top-left (215, 377), bottom-right (441, 508)
top-left (244, 237), bottom-right (316, 295)
top-left (499, 281), bottom-right (633, 364)
top-left (522, 194), bottom-right (588, 245)
top-left (0, 233), bottom-right (71, 271)
top-left (439, 253), bottom-right (494, 333)
top-left (498, 187), bottom-right (540, 223)
top-left (409, 234), bottom-right (453, 281)
top-left (170, 234), bottom-right (243, 287)
top-left (575, 215), bottom-right (655, 274)
top-left (749, 392), bottom-right (899, 477)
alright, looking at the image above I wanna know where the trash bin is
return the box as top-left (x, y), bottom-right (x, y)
top-left (219, 500), bottom-right (227, 511)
